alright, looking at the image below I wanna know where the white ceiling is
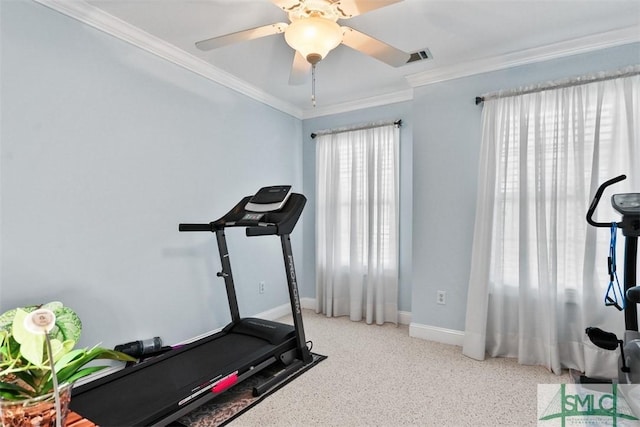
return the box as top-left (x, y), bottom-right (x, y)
top-left (39, 0), bottom-right (640, 118)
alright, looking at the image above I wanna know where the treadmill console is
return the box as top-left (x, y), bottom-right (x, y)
top-left (245, 185), bottom-right (292, 212)
top-left (241, 212), bottom-right (265, 221)
top-left (180, 185), bottom-right (305, 236)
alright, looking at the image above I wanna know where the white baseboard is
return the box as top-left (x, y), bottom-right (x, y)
top-left (398, 311), bottom-right (411, 325)
top-left (254, 303), bottom-right (293, 321)
top-left (301, 297), bottom-right (316, 310)
top-left (409, 322), bottom-right (464, 347)
top-left (299, 297), bottom-right (412, 325)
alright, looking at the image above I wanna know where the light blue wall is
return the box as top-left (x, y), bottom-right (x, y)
top-left (411, 43), bottom-right (640, 331)
top-left (0, 0), bottom-right (303, 349)
top-left (301, 102), bottom-right (414, 313)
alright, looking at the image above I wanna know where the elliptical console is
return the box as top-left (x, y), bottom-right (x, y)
top-left (612, 193), bottom-right (640, 237)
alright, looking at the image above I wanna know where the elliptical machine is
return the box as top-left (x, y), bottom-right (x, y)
top-left (585, 174), bottom-right (640, 388)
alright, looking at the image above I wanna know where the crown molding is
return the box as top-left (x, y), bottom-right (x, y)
top-left (32, 0), bottom-right (304, 119)
top-left (406, 27), bottom-right (640, 88)
top-left (301, 88), bottom-right (414, 119)
top-left (30, 1), bottom-right (640, 119)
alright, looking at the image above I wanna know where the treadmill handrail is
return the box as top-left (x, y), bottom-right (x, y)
top-left (179, 223), bottom-right (212, 232)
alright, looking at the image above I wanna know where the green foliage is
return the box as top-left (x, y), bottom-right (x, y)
top-left (0, 302), bottom-right (135, 400)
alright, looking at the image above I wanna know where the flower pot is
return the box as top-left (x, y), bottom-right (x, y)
top-left (0, 383), bottom-right (72, 427)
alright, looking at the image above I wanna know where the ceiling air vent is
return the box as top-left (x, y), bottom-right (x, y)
top-left (406, 48), bottom-right (432, 64)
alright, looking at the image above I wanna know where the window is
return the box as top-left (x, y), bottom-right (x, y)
top-left (464, 69), bottom-right (639, 375)
top-left (491, 88), bottom-right (620, 291)
top-left (315, 123), bottom-right (400, 324)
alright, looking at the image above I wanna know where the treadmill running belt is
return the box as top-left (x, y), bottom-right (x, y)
top-left (70, 333), bottom-right (276, 426)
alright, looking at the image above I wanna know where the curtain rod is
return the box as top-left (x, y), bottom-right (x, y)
top-left (475, 66), bottom-right (640, 105)
top-left (310, 119), bottom-right (402, 139)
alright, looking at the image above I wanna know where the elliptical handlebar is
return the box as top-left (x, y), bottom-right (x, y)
top-left (586, 174), bottom-right (626, 228)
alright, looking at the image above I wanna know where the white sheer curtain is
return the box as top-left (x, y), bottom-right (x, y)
top-left (315, 123), bottom-right (399, 325)
top-left (463, 68), bottom-right (639, 377)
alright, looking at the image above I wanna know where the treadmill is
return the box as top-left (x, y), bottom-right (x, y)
top-left (70, 186), bottom-right (313, 426)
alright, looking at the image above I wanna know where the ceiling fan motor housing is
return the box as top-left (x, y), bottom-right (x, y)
top-left (288, 0), bottom-right (341, 21)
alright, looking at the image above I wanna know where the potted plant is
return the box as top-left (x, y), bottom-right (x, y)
top-left (0, 301), bottom-right (135, 426)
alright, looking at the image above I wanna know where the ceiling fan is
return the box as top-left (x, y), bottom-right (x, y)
top-left (195, 0), bottom-right (410, 91)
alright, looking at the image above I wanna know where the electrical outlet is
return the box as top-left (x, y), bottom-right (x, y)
top-left (437, 290), bottom-right (446, 305)
top-left (259, 281), bottom-right (265, 294)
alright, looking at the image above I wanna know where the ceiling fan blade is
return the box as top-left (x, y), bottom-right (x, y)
top-left (289, 51), bottom-right (311, 85)
top-left (334, 0), bottom-right (403, 19)
top-left (270, 0), bottom-right (302, 12)
top-left (341, 26), bottom-right (410, 67)
top-left (195, 23), bottom-right (288, 51)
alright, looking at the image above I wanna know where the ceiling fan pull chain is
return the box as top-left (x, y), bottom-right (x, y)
top-left (311, 63), bottom-right (317, 107)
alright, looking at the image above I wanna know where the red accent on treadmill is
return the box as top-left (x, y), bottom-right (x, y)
top-left (211, 372), bottom-right (238, 394)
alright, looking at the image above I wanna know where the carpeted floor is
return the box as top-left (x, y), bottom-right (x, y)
top-left (227, 309), bottom-right (572, 426)
top-left (169, 309), bottom-right (576, 426)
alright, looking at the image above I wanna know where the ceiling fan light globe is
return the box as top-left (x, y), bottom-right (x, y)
top-left (284, 16), bottom-right (342, 64)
